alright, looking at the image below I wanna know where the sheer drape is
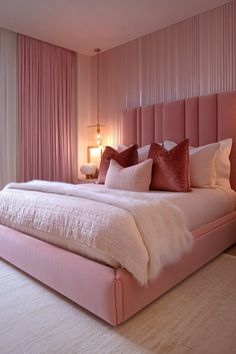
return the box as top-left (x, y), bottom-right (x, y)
top-left (0, 29), bottom-right (18, 189)
top-left (18, 35), bottom-right (77, 183)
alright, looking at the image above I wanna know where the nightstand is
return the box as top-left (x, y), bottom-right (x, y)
top-left (78, 178), bottom-right (97, 184)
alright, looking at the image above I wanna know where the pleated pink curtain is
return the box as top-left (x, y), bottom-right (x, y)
top-left (18, 35), bottom-right (77, 183)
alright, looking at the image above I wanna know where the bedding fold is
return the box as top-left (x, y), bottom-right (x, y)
top-left (0, 181), bottom-right (193, 285)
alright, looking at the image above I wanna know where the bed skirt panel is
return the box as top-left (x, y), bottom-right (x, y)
top-left (115, 211), bottom-right (236, 323)
top-left (0, 225), bottom-right (118, 325)
top-left (1, 212), bottom-right (236, 326)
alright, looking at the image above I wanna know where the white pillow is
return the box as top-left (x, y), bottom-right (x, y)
top-left (163, 141), bottom-right (176, 150)
top-left (117, 144), bottom-right (151, 163)
top-left (164, 139), bottom-right (232, 188)
top-left (213, 138), bottom-right (232, 187)
top-left (105, 158), bottom-right (153, 192)
top-left (189, 143), bottom-right (220, 187)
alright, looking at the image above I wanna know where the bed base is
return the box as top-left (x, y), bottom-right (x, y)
top-left (0, 212), bottom-right (236, 326)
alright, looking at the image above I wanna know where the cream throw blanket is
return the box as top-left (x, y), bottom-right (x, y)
top-left (0, 181), bottom-right (193, 285)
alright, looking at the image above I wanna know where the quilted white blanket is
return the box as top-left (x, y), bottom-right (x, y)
top-left (0, 181), bottom-right (193, 285)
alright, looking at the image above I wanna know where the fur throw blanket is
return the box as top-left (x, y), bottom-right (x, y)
top-left (0, 181), bottom-right (193, 285)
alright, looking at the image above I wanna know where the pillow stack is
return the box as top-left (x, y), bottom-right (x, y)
top-left (97, 138), bottom-right (232, 192)
top-left (97, 144), bottom-right (138, 184)
top-left (164, 138), bottom-right (232, 188)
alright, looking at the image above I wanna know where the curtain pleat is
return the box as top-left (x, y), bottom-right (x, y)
top-left (0, 28), bottom-right (18, 189)
top-left (18, 35), bottom-right (77, 183)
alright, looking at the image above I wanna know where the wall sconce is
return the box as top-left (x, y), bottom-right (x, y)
top-left (87, 123), bottom-right (110, 147)
top-left (87, 48), bottom-right (110, 165)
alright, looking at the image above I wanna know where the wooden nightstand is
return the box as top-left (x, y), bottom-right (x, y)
top-left (78, 178), bottom-right (97, 184)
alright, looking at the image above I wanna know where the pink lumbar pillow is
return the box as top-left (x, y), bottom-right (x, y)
top-left (105, 159), bottom-right (153, 192)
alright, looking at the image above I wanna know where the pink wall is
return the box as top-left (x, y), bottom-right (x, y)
top-left (88, 0), bottom-right (236, 147)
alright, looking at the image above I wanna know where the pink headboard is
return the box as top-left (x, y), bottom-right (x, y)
top-left (121, 91), bottom-right (236, 190)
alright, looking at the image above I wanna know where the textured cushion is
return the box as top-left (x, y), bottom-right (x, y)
top-left (117, 144), bottom-right (151, 163)
top-left (148, 139), bottom-right (190, 192)
top-left (98, 144), bottom-right (138, 184)
top-left (105, 159), bottom-right (153, 192)
top-left (164, 140), bottom-right (228, 187)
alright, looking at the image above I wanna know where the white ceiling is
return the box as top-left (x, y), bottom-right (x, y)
top-left (0, 0), bottom-right (231, 56)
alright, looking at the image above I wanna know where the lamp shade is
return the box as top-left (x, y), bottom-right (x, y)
top-left (87, 146), bottom-right (103, 166)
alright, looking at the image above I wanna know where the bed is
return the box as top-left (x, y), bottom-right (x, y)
top-left (0, 90), bottom-right (236, 326)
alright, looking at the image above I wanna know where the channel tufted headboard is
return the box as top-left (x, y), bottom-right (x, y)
top-left (121, 91), bottom-right (236, 190)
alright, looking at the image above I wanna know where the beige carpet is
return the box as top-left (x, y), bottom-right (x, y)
top-left (0, 254), bottom-right (236, 354)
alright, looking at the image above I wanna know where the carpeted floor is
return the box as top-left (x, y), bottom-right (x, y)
top-left (0, 252), bottom-right (236, 354)
top-left (225, 244), bottom-right (236, 257)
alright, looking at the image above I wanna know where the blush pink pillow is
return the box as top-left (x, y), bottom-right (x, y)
top-left (98, 144), bottom-right (138, 184)
top-left (105, 159), bottom-right (153, 192)
top-left (148, 139), bottom-right (190, 192)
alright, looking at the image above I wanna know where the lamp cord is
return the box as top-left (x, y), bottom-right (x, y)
top-left (94, 48), bottom-right (101, 127)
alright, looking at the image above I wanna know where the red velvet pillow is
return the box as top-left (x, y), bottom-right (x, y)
top-left (98, 144), bottom-right (138, 184)
top-left (148, 139), bottom-right (190, 192)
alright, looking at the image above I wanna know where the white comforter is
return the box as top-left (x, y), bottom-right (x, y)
top-left (0, 181), bottom-right (193, 285)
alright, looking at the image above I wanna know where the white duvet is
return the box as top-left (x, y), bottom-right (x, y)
top-left (0, 181), bottom-right (193, 285)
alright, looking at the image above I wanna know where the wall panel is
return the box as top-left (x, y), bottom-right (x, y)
top-left (91, 1), bottom-right (236, 146)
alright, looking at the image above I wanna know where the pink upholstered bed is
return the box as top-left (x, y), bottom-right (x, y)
top-left (1, 91), bottom-right (236, 326)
